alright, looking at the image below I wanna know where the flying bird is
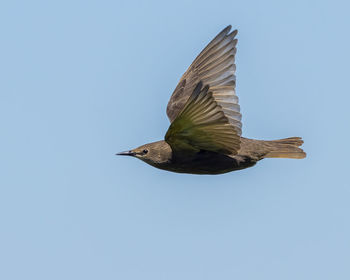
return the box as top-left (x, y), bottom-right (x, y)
top-left (117, 26), bottom-right (306, 174)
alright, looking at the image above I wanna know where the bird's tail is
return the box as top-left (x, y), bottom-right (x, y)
top-left (262, 137), bottom-right (306, 159)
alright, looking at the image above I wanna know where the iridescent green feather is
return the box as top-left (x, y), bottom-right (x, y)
top-left (165, 82), bottom-right (240, 155)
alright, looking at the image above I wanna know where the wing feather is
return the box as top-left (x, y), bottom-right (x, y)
top-left (165, 82), bottom-right (240, 155)
top-left (166, 26), bottom-right (242, 137)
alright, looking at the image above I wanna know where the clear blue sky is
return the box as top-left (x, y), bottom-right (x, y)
top-left (1, 0), bottom-right (349, 279)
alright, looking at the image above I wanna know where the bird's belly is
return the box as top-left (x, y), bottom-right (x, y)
top-left (156, 152), bottom-right (256, 175)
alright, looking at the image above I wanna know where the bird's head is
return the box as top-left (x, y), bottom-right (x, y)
top-left (116, 140), bottom-right (172, 166)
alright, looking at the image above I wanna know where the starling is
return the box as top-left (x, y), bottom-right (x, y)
top-left (117, 26), bottom-right (306, 175)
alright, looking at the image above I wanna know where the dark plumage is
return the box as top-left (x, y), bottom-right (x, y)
top-left (117, 26), bottom-right (306, 175)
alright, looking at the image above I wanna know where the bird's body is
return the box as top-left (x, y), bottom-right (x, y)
top-left (117, 26), bottom-right (306, 174)
top-left (126, 137), bottom-right (304, 175)
top-left (142, 140), bottom-right (256, 175)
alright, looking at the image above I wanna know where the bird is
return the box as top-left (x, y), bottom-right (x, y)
top-left (117, 25), bottom-right (306, 175)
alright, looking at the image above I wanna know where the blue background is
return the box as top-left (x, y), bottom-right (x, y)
top-left (1, 0), bottom-right (349, 279)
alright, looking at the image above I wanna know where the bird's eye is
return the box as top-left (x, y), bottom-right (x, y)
top-left (143, 149), bottom-right (148, 154)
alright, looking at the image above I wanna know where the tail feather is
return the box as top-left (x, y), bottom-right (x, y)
top-left (263, 137), bottom-right (306, 159)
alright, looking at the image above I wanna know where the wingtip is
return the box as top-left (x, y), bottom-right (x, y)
top-left (223, 25), bottom-right (238, 34)
top-left (230, 29), bottom-right (238, 37)
top-left (223, 26), bottom-right (238, 40)
top-left (222, 25), bottom-right (232, 34)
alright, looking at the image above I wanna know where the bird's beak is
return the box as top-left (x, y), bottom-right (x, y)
top-left (116, 150), bottom-right (136, 156)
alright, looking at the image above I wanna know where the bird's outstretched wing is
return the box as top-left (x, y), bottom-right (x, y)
top-left (165, 82), bottom-right (240, 155)
top-left (166, 25), bottom-right (242, 136)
